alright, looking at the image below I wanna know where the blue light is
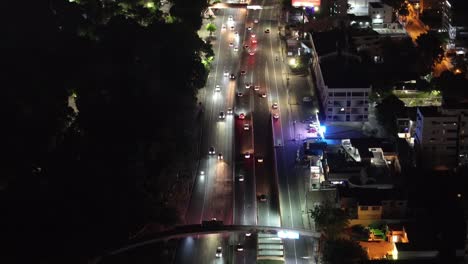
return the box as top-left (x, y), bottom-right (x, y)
top-left (319, 125), bottom-right (326, 134)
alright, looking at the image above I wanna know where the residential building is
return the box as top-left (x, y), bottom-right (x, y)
top-left (339, 187), bottom-right (408, 226)
top-left (442, 0), bottom-right (468, 49)
top-left (414, 105), bottom-right (468, 169)
top-left (321, 0), bottom-right (349, 17)
top-left (368, 2), bottom-right (393, 28)
top-left (310, 31), bottom-right (371, 122)
top-left (348, 0), bottom-right (380, 16)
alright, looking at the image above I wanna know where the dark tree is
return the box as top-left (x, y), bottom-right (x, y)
top-left (375, 94), bottom-right (406, 136)
top-left (323, 239), bottom-right (368, 264)
top-left (416, 32), bottom-right (444, 71)
top-left (310, 202), bottom-right (350, 240)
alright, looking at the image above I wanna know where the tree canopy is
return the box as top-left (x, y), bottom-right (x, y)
top-left (323, 239), bottom-right (368, 264)
top-left (2, 0), bottom-right (211, 261)
top-left (310, 202), bottom-right (350, 240)
top-left (375, 94), bottom-right (406, 136)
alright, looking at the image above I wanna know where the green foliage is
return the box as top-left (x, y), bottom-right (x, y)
top-left (323, 239), bottom-right (368, 264)
top-left (206, 22), bottom-right (217, 35)
top-left (431, 70), bottom-right (468, 101)
top-left (310, 202), bottom-right (350, 239)
top-left (2, 0), bottom-right (212, 259)
top-left (350, 225), bottom-right (370, 241)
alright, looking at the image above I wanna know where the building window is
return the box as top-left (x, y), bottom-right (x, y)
top-left (346, 115), bottom-right (350, 121)
top-left (364, 108), bottom-right (368, 112)
top-left (364, 115), bottom-right (368, 119)
top-left (327, 108), bottom-right (332, 112)
top-left (371, 206), bottom-right (380, 211)
top-left (346, 101), bottom-right (351, 107)
top-left (329, 92), bottom-right (333, 96)
top-left (361, 206), bottom-right (368, 210)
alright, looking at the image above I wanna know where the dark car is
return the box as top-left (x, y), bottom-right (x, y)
top-left (230, 74), bottom-right (236, 79)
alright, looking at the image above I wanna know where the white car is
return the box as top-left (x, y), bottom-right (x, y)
top-left (272, 102), bottom-right (278, 109)
top-left (234, 46), bottom-right (239, 52)
top-left (221, 24), bottom-right (226, 30)
top-left (261, 93), bottom-right (267, 98)
top-left (224, 70), bottom-right (229, 77)
top-left (215, 85), bottom-right (221, 92)
top-left (244, 152), bottom-right (251, 159)
top-left (245, 82), bottom-right (251, 89)
top-left (216, 246), bottom-right (222, 258)
top-left (237, 92), bottom-right (243, 97)
top-left (254, 19), bottom-right (259, 23)
top-left (273, 113), bottom-right (279, 119)
top-left (244, 123), bottom-right (250, 130)
top-left (251, 33), bottom-right (256, 38)
top-left (257, 157), bottom-right (264, 163)
top-left (229, 42), bottom-right (234, 47)
top-left (254, 85), bottom-right (260, 91)
top-left (238, 174), bottom-right (244, 182)
top-left (247, 26), bottom-right (252, 31)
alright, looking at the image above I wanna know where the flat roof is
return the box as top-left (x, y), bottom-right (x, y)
top-left (369, 2), bottom-right (383, 8)
top-left (320, 55), bottom-right (370, 88)
top-left (339, 187), bottom-right (406, 205)
top-left (311, 30), bottom-right (346, 56)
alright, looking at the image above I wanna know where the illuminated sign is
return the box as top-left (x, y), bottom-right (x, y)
top-left (277, 230), bottom-right (300, 239)
top-left (291, 0), bottom-right (320, 7)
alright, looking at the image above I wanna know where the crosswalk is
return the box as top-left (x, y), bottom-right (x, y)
top-left (257, 233), bottom-right (285, 261)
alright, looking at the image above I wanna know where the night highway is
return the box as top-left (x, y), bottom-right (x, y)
top-left (175, 0), bottom-right (318, 263)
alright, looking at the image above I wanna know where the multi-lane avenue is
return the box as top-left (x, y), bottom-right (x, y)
top-left (174, 0), bottom-right (319, 262)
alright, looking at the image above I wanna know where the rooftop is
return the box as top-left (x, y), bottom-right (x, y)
top-left (369, 2), bottom-right (383, 9)
top-left (320, 55), bottom-right (370, 88)
top-left (339, 187), bottom-right (406, 205)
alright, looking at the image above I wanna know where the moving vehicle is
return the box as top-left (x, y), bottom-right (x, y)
top-left (264, 28), bottom-right (270, 33)
top-left (216, 247), bottom-right (222, 258)
top-left (244, 152), bottom-right (251, 158)
top-left (230, 74), bottom-right (236, 79)
top-left (219, 111), bottom-right (225, 119)
top-left (272, 102), bottom-right (278, 109)
top-left (245, 82), bottom-right (251, 89)
top-left (243, 123), bottom-right (250, 130)
top-left (209, 146), bottom-right (215, 155)
top-left (215, 85), bottom-right (221, 92)
top-left (217, 153), bottom-right (223, 160)
top-left (259, 194), bottom-right (267, 202)
top-left (227, 108), bottom-right (233, 114)
top-left (261, 93), bottom-right (267, 98)
top-left (238, 174), bottom-right (244, 182)
top-left (239, 113), bottom-right (245, 119)
top-left (273, 113), bottom-right (279, 119)
top-left (254, 85), bottom-right (260, 91)
top-left (236, 244), bottom-right (244, 252)
top-left (237, 92), bottom-right (243, 97)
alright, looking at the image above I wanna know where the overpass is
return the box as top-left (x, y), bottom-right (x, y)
top-left (100, 224), bottom-right (320, 258)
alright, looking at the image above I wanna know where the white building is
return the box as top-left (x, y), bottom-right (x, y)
top-left (348, 0), bottom-right (381, 16)
top-left (310, 33), bottom-right (371, 122)
top-left (368, 2), bottom-right (393, 28)
top-left (414, 106), bottom-right (468, 169)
